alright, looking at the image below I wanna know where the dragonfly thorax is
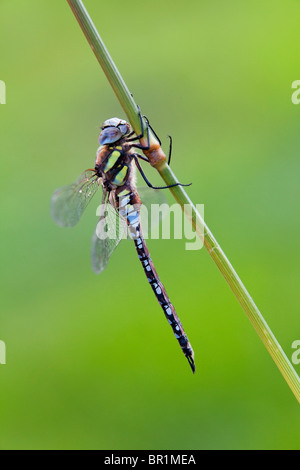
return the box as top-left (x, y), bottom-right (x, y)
top-left (99, 118), bottom-right (131, 145)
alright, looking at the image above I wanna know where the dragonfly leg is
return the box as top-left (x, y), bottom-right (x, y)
top-left (167, 135), bottom-right (172, 165)
top-left (131, 114), bottom-right (164, 152)
top-left (126, 129), bottom-right (136, 139)
top-left (126, 105), bottom-right (149, 144)
top-left (143, 115), bottom-right (161, 146)
top-left (127, 106), bottom-right (164, 154)
top-left (133, 155), bottom-right (192, 190)
top-left (127, 106), bottom-right (173, 166)
top-left (135, 153), bottom-right (149, 163)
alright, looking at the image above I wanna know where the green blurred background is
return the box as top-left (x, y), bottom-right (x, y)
top-left (0, 0), bottom-right (299, 450)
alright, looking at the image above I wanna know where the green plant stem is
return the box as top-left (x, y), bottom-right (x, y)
top-left (66, 0), bottom-right (145, 137)
top-left (66, 0), bottom-right (300, 402)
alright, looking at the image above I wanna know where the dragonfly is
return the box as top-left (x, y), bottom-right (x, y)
top-left (51, 113), bottom-right (195, 373)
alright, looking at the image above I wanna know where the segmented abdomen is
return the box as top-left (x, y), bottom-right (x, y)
top-left (117, 188), bottom-right (195, 372)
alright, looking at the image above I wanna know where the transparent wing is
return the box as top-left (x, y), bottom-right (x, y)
top-left (51, 170), bottom-right (99, 227)
top-left (137, 186), bottom-right (167, 209)
top-left (91, 187), bottom-right (168, 274)
top-left (91, 193), bottom-right (127, 274)
top-left (137, 187), bottom-right (168, 238)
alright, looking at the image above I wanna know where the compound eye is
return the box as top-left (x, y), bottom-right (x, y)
top-left (118, 124), bottom-right (129, 135)
top-left (101, 117), bottom-right (120, 129)
top-left (99, 126), bottom-right (123, 145)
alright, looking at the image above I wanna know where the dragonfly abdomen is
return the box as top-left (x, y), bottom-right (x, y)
top-left (135, 237), bottom-right (195, 372)
top-left (116, 189), bottom-right (195, 373)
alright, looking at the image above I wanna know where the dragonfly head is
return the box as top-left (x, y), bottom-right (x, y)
top-left (99, 118), bottom-right (131, 145)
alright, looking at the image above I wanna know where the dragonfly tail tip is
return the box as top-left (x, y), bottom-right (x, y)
top-left (187, 355), bottom-right (196, 374)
